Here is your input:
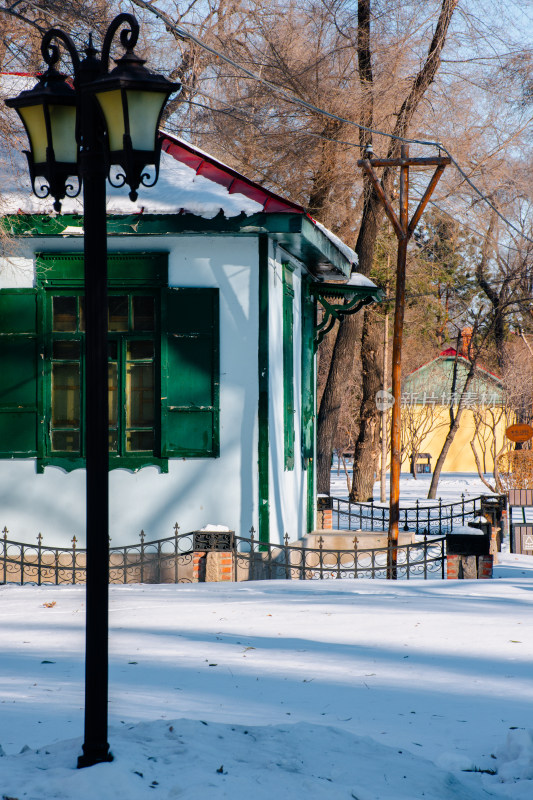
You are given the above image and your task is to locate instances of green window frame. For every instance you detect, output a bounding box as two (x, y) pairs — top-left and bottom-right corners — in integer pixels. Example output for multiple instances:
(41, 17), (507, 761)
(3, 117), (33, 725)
(0, 253), (220, 471)
(43, 288), (161, 469)
(282, 263), (295, 470)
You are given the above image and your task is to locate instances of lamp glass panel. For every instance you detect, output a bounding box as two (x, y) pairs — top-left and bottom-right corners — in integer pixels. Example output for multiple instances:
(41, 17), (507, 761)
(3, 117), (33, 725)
(95, 89), (125, 151)
(126, 90), (165, 151)
(19, 104), (48, 163)
(49, 104), (77, 163)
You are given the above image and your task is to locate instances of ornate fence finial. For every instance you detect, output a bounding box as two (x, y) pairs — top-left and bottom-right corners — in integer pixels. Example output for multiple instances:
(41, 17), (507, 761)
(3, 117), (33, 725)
(284, 532), (289, 547)
(140, 530), (145, 544)
(72, 535), (77, 549)
(37, 533), (43, 546)
(2, 526), (8, 540)
(174, 522), (179, 536)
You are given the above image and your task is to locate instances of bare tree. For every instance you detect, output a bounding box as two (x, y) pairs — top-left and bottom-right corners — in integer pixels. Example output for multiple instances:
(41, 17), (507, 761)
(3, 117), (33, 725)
(469, 403), (512, 493)
(401, 401), (447, 479)
(338, 0), (460, 500)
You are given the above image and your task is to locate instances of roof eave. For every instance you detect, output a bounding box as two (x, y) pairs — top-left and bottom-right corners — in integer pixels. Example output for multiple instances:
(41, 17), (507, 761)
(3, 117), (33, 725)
(4, 211), (355, 278)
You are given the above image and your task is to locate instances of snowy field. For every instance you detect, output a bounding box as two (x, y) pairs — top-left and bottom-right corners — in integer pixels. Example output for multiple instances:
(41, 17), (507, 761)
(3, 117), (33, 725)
(330, 467), (495, 504)
(1, 473), (533, 799)
(1, 559), (533, 799)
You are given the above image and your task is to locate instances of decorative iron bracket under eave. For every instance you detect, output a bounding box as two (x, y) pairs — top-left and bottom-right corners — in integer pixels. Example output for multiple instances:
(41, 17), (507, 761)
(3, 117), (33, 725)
(310, 282), (383, 350)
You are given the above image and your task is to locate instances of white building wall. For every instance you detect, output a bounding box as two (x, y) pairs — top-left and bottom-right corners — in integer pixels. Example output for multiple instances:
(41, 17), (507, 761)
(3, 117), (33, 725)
(0, 234), (260, 547)
(267, 245), (306, 544)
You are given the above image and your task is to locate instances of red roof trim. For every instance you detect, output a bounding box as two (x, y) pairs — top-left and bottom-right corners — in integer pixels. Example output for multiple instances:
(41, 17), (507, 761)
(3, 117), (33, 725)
(0, 70), (38, 77)
(161, 132), (305, 214)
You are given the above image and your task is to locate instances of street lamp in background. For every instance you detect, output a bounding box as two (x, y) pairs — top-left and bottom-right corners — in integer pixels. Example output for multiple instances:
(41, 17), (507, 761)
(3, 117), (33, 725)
(5, 13), (179, 768)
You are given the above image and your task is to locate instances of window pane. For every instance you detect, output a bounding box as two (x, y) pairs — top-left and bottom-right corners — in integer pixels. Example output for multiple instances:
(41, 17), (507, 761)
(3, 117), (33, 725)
(53, 340), (81, 359)
(127, 430), (154, 452)
(127, 340), (154, 360)
(132, 296), (155, 331)
(53, 296), (77, 332)
(52, 363), (80, 427)
(108, 296), (128, 331)
(126, 364), (154, 427)
(108, 430), (118, 453)
(79, 296), (85, 332)
(51, 430), (80, 452)
(108, 362), (118, 427)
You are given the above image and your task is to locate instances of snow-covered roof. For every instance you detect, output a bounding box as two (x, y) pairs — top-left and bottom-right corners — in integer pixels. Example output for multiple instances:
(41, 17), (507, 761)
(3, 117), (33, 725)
(346, 270), (378, 289)
(312, 219), (359, 271)
(0, 72), (36, 95)
(0, 76), (361, 273)
(0, 147), (265, 219)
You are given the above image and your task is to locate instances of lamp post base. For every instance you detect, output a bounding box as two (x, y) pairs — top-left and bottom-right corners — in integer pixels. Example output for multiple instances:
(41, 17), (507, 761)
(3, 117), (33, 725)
(77, 743), (113, 769)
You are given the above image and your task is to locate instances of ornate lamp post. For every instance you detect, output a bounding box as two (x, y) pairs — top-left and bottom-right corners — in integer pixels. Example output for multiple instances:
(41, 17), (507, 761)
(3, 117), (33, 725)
(5, 14), (179, 768)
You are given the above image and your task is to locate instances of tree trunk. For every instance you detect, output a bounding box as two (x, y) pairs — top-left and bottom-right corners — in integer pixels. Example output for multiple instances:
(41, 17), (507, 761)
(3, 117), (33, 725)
(380, 305), (389, 502)
(316, 312), (363, 494)
(470, 436), (496, 493)
(350, 311), (382, 500)
(348, 0), (458, 501)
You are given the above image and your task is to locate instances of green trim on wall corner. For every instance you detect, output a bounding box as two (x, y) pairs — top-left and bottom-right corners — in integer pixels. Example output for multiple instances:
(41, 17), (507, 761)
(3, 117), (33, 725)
(258, 234), (270, 544)
(301, 278), (316, 533)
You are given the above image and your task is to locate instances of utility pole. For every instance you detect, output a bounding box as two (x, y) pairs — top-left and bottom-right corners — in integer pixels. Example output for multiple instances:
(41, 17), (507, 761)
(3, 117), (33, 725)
(358, 145), (450, 578)
(380, 295), (389, 504)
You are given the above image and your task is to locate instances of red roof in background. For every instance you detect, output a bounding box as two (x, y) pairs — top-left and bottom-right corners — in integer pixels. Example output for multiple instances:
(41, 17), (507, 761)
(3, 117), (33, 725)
(405, 347), (502, 383)
(439, 347), (461, 357)
(162, 132), (306, 215)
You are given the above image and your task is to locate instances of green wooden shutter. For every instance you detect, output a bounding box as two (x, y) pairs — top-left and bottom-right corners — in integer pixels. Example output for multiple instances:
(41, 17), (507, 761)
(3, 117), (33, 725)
(301, 280), (316, 533)
(161, 288), (219, 457)
(0, 289), (40, 456)
(282, 265), (295, 470)
(301, 279), (315, 465)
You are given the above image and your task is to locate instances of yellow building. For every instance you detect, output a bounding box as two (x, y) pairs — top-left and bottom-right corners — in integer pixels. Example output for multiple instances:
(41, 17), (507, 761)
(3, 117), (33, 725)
(399, 349), (509, 474)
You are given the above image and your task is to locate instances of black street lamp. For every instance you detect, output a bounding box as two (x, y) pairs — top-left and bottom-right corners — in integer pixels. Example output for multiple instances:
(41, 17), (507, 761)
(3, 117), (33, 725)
(5, 14), (179, 768)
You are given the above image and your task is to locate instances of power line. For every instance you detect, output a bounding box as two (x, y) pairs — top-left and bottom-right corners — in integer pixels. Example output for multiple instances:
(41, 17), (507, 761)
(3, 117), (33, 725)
(148, 8), (533, 245)
(178, 82), (533, 249)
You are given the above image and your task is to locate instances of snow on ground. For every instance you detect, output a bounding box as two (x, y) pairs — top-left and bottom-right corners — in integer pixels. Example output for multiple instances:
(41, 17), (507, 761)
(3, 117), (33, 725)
(1, 473), (532, 799)
(330, 465), (494, 504)
(1, 567), (533, 799)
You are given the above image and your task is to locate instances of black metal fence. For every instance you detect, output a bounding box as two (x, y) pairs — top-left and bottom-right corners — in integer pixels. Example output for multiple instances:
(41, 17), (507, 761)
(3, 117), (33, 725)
(0, 525), (194, 586)
(235, 529), (446, 581)
(331, 494), (487, 535)
(1, 524), (445, 585)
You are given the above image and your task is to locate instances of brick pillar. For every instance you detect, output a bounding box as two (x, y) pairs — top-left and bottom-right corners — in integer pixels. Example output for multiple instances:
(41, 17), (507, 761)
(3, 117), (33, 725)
(447, 553), (493, 580)
(477, 554), (493, 579)
(192, 551), (234, 582)
(192, 552), (206, 583)
(447, 554), (459, 579)
(317, 496), (333, 530)
(192, 531), (235, 582)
